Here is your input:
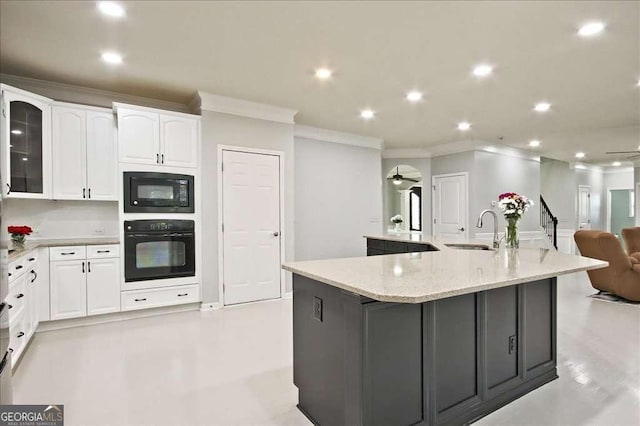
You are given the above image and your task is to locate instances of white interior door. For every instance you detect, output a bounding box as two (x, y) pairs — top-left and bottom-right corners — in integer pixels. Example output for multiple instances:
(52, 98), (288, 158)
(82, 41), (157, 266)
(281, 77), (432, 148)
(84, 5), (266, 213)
(222, 150), (281, 305)
(432, 174), (467, 240)
(578, 185), (591, 230)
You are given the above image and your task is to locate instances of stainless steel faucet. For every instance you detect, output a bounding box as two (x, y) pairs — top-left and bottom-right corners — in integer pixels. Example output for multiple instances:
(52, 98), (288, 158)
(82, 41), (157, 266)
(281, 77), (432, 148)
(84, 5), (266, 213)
(477, 209), (500, 248)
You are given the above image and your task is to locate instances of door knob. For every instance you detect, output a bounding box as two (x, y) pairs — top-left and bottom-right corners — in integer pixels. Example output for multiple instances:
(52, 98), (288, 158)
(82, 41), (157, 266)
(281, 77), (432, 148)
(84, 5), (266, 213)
(273, 232), (280, 237)
(458, 227), (465, 232)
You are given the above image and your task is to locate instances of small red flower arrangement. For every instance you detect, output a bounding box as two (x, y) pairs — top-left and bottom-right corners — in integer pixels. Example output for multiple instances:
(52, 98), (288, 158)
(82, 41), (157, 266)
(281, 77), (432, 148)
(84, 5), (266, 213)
(8, 225), (33, 247)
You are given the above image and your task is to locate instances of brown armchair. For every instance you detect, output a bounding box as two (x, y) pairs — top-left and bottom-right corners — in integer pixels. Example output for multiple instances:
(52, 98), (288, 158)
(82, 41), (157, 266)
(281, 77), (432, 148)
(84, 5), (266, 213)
(622, 227), (640, 262)
(574, 230), (640, 302)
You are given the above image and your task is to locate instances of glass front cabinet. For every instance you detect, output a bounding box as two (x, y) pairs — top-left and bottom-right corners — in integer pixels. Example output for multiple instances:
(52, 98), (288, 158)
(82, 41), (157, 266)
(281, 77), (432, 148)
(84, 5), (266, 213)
(1, 84), (52, 198)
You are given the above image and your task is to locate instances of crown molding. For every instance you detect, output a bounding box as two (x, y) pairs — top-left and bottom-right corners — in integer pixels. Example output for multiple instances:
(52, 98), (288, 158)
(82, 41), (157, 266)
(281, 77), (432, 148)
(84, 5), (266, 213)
(0, 73), (191, 113)
(572, 162), (603, 172)
(382, 148), (431, 159)
(194, 91), (297, 124)
(602, 166), (635, 174)
(295, 124), (383, 150)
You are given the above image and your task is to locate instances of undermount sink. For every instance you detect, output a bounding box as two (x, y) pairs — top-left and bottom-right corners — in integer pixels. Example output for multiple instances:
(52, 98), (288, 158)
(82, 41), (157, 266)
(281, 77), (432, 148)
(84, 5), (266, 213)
(445, 243), (493, 251)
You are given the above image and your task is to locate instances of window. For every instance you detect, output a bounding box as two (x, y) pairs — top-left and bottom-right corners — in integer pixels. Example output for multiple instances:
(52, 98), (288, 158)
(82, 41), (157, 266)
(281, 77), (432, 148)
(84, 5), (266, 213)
(409, 187), (422, 231)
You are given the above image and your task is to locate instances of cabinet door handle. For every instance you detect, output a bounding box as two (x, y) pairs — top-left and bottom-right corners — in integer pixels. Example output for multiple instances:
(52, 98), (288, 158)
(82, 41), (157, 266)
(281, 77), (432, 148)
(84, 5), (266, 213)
(6, 183), (10, 195)
(161, 154), (164, 164)
(17, 332), (24, 338)
(82, 261), (85, 273)
(15, 265), (23, 270)
(16, 293), (24, 299)
(61, 252), (75, 255)
(28, 257), (36, 262)
(97, 250), (110, 253)
(88, 261), (91, 273)
(156, 153), (160, 164)
(177, 293), (188, 297)
(8, 304), (13, 310)
(88, 188), (91, 198)
(31, 270), (37, 283)
(134, 298), (147, 302)
(83, 188), (86, 199)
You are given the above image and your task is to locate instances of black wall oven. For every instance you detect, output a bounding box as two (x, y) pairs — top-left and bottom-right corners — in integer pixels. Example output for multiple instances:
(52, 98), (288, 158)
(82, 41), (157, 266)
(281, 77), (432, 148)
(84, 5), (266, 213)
(124, 220), (195, 282)
(124, 172), (194, 213)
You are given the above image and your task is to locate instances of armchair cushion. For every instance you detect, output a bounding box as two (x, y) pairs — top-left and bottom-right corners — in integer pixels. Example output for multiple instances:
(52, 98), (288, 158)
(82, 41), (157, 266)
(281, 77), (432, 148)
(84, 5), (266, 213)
(622, 227), (640, 256)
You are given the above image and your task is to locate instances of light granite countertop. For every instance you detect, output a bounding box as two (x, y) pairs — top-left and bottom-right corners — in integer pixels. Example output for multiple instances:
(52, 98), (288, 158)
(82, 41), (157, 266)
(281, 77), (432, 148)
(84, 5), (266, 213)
(9, 237), (120, 261)
(282, 235), (608, 303)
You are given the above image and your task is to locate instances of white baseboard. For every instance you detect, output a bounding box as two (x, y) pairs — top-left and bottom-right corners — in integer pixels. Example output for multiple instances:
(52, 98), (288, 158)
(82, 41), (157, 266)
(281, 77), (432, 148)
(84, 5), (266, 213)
(199, 302), (221, 311)
(37, 303), (201, 332)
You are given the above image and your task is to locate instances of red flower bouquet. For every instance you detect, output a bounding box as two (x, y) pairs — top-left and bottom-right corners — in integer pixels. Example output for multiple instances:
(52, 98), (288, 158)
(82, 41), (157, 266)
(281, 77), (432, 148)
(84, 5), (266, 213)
(8, 225), (33, 248)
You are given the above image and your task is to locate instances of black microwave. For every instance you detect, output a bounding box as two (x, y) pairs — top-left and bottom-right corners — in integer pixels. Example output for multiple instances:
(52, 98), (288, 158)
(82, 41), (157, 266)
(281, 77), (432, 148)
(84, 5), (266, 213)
(123, 172), (194, 213)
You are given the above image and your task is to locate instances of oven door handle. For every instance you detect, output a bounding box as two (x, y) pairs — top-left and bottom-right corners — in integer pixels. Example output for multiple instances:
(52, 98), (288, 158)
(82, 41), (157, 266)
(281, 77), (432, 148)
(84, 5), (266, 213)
(161, 232), (194, 238)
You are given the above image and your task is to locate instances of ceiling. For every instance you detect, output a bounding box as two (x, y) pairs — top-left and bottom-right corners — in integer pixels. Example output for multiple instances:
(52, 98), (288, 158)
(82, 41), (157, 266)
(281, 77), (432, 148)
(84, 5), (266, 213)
(1, 1), (638, 164)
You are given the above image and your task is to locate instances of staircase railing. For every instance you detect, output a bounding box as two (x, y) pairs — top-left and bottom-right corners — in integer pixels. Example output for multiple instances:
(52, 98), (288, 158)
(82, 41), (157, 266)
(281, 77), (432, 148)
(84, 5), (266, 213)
(540, 195), (558, 249)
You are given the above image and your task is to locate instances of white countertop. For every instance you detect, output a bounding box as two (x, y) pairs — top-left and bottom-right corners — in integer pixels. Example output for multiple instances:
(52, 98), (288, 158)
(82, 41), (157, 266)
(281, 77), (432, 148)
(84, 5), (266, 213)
(282, 235), (607, 303)
(9, 237), (120, 261)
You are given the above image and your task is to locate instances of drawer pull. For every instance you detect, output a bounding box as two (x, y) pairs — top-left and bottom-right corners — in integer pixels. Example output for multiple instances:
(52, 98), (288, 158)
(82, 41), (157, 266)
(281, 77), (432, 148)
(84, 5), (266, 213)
(97, 250), (110, 253)
(61, 252), (76, 255)
(15, 265), (23, 270)
(17, 332), (24, 338)
(134, 298), (147, 302)
(28, 257), (36, 262)
(16, 293), (24, 299)
(177, 293), (189, 297)
(8, 304), (13, 310)
(8, 273), (11, 277)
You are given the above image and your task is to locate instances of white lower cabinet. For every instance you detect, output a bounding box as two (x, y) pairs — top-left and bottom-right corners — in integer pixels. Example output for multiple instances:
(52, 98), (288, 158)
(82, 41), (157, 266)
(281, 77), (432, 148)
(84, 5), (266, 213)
(87, 257), (120, 315)
(121, 284), (200, 311)
(7, 249), (40, 368)
(50, 260), (87, 320)
(49, 244), (120, 320)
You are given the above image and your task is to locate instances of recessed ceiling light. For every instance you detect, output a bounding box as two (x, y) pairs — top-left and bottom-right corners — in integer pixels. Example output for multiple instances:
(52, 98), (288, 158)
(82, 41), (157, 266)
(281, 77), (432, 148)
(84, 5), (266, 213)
(578, 21), (605, 37)
(457, 121), (471, 131)
(612, 161), (621, 167)
(10, 129), (22, 135)
(406, 91), (423, 102)
(472, 64), (493, 78)
(534, 102), (551, 112)
(101, 51), (123, 65)
(22, 157), (28, 161)
(529, 140), (541, 147)
(97, 1), (125, 17)
(360, 109), (375, 120)
(315, 68), (332, 80)
(575, 152), (585, 159)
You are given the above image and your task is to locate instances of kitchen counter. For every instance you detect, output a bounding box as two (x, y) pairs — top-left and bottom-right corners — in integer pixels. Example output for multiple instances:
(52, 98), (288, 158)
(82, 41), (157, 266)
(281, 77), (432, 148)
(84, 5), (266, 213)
(287, 234), (608, 425)
(282, 235), (606, 303)
(9, 237), (120, 261)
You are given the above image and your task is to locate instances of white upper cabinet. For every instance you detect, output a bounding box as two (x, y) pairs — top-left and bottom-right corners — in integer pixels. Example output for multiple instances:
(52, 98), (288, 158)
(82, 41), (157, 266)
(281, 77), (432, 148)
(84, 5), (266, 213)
(1, 84), (53, 199)
(52, 106), (86, 199)
(116, 103), (199, 168)
(52, 103), (117, 201)
(86, 111), (117, 200)
(160, 114), (198, 168)
(117, 107), (160, 165)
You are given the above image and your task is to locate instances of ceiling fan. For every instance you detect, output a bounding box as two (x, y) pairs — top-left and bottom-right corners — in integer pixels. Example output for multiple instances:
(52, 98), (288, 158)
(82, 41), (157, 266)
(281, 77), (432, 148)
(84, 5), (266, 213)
(388, 167), (420, 185)
(605, 150), (640, 160)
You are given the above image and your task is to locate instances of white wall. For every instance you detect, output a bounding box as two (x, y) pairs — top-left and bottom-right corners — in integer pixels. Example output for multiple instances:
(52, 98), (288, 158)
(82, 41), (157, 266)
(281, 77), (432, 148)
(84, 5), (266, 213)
(540, 157), (576, 229)
(200, 110), (295, 303)
(295, 137), (382, 261)
(5, 199), (118, 239)
(382, 158), (431, 235)
(473, 151), (540, 233)
(604, 168), (634, 189)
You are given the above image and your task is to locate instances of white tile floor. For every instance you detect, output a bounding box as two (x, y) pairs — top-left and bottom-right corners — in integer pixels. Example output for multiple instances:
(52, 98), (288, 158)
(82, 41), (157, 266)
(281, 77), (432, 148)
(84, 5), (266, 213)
(12, 272), (640, 426)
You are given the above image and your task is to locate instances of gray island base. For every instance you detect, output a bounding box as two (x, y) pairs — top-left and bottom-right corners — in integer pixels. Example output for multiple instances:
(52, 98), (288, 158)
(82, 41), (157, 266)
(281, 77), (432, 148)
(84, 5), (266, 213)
(285, 236), (607, 426)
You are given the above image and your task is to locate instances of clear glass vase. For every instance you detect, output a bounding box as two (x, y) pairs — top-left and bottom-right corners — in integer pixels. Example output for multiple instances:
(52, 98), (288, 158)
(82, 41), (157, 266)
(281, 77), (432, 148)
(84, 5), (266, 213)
(505, 218), (519, 249)
(11, 234), (26, 250)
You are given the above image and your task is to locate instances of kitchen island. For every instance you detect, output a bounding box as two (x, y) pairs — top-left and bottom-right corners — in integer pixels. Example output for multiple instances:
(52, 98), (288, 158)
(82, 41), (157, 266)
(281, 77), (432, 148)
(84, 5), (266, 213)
(282, 235), (607, 426)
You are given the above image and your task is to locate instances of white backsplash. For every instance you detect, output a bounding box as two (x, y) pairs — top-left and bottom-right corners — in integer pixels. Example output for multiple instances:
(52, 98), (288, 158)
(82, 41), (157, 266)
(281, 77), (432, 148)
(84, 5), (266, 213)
(5, 199), (118, 239)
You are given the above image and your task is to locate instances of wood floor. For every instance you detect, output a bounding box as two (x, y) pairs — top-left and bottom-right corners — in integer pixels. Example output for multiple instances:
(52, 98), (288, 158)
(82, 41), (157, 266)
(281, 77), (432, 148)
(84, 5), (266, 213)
(12, 272), (640, 425)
